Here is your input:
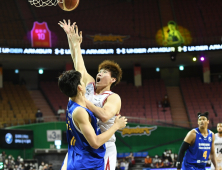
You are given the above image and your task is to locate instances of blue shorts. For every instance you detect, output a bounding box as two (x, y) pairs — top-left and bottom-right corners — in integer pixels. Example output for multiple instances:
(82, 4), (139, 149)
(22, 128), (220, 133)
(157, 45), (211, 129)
(182, 163), (205, 170)
(61, 151), (104, 170)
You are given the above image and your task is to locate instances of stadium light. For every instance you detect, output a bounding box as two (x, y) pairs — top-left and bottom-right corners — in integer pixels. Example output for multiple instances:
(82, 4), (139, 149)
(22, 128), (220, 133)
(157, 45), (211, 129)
(179, 65), (184, 71)
(200, 57), (205, 61)
(192, 57), (197, 61)
(156, 67), (160, 72)
(170, 53), (176, 61)
(39, 69), (44, 74)
(15, 69), (19, 74)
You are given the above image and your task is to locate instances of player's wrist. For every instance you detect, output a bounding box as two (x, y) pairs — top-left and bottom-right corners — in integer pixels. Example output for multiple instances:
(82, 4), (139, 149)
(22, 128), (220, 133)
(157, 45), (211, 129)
(73, 42), (81, 48)
(113, 123), (119, 131)
(73, 41), (80, 45)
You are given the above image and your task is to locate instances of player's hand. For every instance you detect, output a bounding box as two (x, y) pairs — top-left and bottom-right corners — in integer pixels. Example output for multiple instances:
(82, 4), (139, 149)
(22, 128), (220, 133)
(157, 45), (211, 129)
(114, 115), (127, 129)
(79, 31), (83, 44)
(69, 24), (82, 46)
(58, 19), (73, 34)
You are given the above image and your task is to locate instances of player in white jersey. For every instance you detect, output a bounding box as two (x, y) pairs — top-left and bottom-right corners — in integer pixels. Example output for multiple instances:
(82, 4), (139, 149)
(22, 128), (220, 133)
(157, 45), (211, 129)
(59, 20), (122, 170)
(211, 123), (222, 170)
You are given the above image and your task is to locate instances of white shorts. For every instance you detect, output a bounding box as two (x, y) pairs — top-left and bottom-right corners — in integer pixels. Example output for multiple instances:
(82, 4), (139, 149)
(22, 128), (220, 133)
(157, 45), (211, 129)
(104, 142), (117, 170)
(211, 162), (222, 170)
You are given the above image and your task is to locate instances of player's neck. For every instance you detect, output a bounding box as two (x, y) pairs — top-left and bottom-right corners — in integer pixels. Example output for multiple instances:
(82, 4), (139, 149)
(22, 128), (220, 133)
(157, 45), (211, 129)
(95, 86), (110, 94)
(198, 127), (208, 136)
(70, 95), (86, 107)
(218, 132), (222, 137)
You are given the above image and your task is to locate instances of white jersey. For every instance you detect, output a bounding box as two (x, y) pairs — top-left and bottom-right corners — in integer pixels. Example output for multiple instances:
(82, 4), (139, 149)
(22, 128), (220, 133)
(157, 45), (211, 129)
(85, 83), (116, 142)
(211, 133), (222, 169)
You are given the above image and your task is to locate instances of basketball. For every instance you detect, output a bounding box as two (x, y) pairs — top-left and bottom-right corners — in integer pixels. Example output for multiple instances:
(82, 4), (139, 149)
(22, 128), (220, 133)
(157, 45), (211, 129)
(58, 0), (80, 11)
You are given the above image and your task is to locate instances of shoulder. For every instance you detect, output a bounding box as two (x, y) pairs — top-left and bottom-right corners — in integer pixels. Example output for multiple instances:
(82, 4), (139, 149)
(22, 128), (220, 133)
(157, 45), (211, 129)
(215, 133), (219, 139)
(211, 131), (215, 140)
(209, 130), (215, 137)
(106, 93), (121, 105)
(187, 129), (197, 138)
(190, 129), (197, 134)
(86, 82), (95, 88)
(107, 93), (121, 101)
(72, 107), (89, 123)
(209, 130), (214, 134)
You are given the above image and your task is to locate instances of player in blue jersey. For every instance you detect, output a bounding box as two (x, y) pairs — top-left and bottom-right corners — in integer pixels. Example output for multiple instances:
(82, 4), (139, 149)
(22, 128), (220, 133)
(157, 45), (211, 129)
(176, 112), (217, 170)
(58, 70), (127, 170)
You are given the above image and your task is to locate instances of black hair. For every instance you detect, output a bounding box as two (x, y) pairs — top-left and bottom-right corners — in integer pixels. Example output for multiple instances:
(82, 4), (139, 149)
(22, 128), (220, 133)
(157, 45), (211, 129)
(168, 21), (177, 26)
(98, 60), (122, 89)
(58, 70), (81, 97)
(197, 112), (209, 120)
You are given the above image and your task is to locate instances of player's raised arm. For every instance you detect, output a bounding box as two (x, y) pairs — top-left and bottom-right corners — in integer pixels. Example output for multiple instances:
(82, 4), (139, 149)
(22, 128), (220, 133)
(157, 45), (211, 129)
(58, 20), (94, 85)
(176, 130), (196, 170)
(210, 133), (218, 169)
(58, 20), (77, 64)
(73, 107), (127, 149)
(85, 93), (121, 122)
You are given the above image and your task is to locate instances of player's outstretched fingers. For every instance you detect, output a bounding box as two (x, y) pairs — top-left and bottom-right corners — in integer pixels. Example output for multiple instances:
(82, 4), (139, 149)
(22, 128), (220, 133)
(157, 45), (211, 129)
(72, 22), (76, 27)
(68, 19), (71, 26)
(58, 21), (64, 27)
(76, 25), (78, 35)
(70, 24), (75, 33)
(79, 31), (83, 43)
(63, 19), (67, 25)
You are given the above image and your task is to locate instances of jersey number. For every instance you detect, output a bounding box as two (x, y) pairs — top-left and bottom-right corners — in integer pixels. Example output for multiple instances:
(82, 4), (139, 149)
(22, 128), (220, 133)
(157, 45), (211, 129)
(70, 136), (76, 146)
(217, 148), (222, 154)
(203, 151), (207, 159)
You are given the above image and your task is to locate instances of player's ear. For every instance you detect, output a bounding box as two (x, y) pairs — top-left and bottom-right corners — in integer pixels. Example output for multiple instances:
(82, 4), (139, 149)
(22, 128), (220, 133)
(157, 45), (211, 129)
(111, 77), (116, 83)
(77, 84), (83, 92)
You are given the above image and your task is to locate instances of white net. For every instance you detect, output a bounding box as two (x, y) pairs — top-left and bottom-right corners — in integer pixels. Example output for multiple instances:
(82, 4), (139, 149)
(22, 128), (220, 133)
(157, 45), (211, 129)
(28, 0), (63, 7)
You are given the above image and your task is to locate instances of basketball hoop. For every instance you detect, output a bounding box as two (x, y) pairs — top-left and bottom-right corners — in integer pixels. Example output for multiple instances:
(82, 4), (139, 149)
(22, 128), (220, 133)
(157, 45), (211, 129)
(28, 0), (63, 7)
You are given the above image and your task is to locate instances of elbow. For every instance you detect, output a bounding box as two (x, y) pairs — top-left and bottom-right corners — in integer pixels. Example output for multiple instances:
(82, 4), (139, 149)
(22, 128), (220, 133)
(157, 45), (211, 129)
(89, 138), (100, 149)
(100, 117), (109, 123)
(91, 143), (100, 149)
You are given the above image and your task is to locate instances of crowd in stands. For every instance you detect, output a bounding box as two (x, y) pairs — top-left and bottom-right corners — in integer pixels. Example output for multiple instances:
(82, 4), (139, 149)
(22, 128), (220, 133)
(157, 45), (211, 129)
(116, 149), (212, 170)
(142, 150), (178, 168)
(0, 151), (53, 170)
(35, 109), (43, 123)
(57, 106), (65, 121)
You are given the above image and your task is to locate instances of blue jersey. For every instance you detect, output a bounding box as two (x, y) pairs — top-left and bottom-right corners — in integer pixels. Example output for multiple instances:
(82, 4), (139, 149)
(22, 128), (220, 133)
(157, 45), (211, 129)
(65, 100), (106, 170)
(182, 128), (213, 170)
